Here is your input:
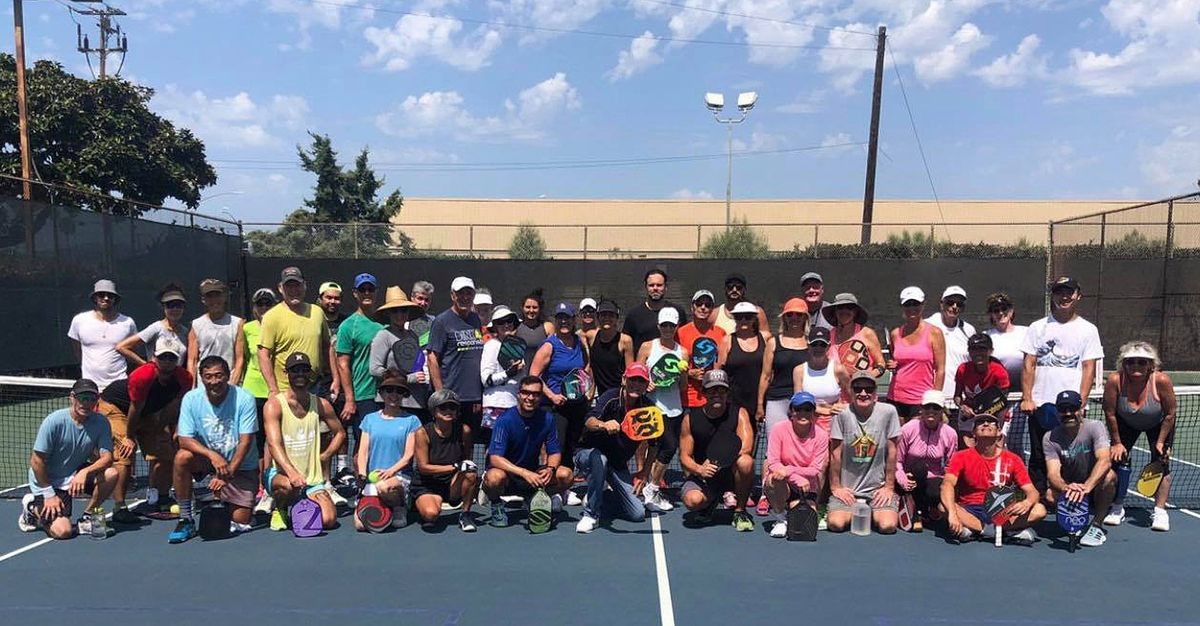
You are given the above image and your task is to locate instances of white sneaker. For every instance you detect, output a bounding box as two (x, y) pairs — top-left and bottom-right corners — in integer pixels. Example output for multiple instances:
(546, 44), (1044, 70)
(476, 487), (489, 507)
(566, 490), (584, 506)
(1080, 525), (1107, 547)
(1007, 528), (1037, 546)
(576, 514), (598, 534)
(955, 526), (977, 542)
(643, 485), (674, 512)
(769, 519), (788, 538)
(551, 494), (563, 513)
(1103, 505), (1126, 526)
(1152, 507), (1170, 532)
(253, 494), (274, 515)
(327, 483), (348, 508)
(17, 493), (37, 532)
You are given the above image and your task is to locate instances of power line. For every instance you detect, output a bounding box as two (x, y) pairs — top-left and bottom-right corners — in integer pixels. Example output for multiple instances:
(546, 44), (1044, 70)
(635, 0), (879, 37)
(308, 0), (877, 52)
(887, 47), (949, 240)
(209, 142), (867, 173)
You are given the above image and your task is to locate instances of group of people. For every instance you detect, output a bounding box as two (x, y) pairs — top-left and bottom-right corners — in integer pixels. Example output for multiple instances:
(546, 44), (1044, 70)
(21, 268), (1177, 548)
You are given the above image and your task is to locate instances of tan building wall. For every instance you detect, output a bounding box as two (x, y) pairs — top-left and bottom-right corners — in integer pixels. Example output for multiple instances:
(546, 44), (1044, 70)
(392, 198), (1139, 257)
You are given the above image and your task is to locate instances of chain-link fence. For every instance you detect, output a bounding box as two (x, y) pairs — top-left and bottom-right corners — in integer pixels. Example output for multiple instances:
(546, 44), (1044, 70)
(1, 180), (244, 374)
(1050, 192), (1200, 369)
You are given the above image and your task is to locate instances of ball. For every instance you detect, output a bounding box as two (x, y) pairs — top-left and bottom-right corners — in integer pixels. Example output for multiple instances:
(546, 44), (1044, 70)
(368, 470), (381, 483)
(169, 504), (180, 515)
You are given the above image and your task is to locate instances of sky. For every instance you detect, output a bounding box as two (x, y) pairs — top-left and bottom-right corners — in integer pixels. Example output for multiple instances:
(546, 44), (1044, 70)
(3, 0), (1198, 223)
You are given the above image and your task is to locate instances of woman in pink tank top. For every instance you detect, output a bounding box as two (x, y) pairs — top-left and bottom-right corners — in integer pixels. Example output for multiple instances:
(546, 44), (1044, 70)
(885, 287), (945, 421)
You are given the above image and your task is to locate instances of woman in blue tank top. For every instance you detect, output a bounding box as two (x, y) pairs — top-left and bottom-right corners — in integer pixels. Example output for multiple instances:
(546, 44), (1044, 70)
(531, 302), (590, 473)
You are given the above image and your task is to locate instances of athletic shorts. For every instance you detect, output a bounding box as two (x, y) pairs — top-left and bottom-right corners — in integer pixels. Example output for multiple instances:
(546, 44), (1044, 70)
(98, 399), (176, 467)
(681, 468), (736, 503)
(202, 470), (258, 508)
(411, 474), (459, 504)
(962, 504), (991, 527)
(763, 471), (821, 496)
(264, 467), (327, 497)
(827, 493), (899, 513)
(1116, 419), (1174, 471)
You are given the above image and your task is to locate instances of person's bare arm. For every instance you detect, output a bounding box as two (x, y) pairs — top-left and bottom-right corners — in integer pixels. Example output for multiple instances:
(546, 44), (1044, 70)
(1082, 446), (1111, 494)
(1020, 353), (1037, 412)
(355, 431), (371, 476)
(1102, 373), (1124, 461)
(230, 319), (246, 385)
(1080, 358), (1098, 403)
(715, 335), (731, 370)
(678, 415), (702, 476)
(317, 398), (345, 463)
(427, 351), (444, 391)
(116, 334), (148, 367)
(337, 354), (356, 421)
(187, 328), (199, 376)
(530, 342), (556, 401)
(929, 326), (946, 392)
(755, 338), (772, 420)
(861, 327), (886, 377)
(621, 334), (635, 366)
(1157, 372), (1177, 455)
(259, 346), (279, 395)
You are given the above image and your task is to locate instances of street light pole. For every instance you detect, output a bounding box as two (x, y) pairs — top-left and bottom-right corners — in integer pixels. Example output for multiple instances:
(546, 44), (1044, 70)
(725, 122), (733, 228)
(705, 91), (757, 230)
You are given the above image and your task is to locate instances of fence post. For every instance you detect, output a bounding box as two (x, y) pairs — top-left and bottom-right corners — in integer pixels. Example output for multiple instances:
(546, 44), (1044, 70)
(469, 225), (475, 256)
(1046, 222), (1054, 314)
(813, 225), (819, 258)
(353, 222), (359, 259)
(582, 226), (588, 260)
(1096, 213), (1106, 337)
(696, 225), (702, 257)
(928, 224), (935, 258)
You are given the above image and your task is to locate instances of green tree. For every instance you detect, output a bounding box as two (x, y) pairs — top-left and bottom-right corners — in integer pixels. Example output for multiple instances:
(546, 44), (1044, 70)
(508, 223), (547, 259)
(0, 55), (216, 214)
(246, 133), (412, 258)
(698, 219), (771, 259)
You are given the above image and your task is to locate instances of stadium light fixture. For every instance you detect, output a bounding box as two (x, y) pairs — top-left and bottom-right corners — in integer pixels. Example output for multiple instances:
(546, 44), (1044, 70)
(703, 90), (760, 229)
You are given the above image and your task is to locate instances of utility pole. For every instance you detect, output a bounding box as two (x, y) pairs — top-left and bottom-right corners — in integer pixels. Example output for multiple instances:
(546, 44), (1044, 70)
(12, 0), (33, 201)
(860, 25), (886, 245)
(76, 4), (128, 79)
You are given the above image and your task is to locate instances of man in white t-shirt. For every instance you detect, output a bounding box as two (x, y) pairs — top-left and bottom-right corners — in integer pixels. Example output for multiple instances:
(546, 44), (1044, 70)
(68, 279), (138, 392)
(925, 286), (975, 402)
(1019, 276), (1103, 493)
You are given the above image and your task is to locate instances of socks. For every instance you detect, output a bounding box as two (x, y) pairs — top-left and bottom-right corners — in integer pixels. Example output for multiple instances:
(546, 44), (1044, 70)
(334, 455), (348, 474)
(179, 498), (193, 520)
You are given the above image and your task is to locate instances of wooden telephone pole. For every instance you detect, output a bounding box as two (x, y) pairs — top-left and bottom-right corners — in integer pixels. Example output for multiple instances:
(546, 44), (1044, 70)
(76, 4), (128, 79)
(860, 25), (886, 245)
(12, 0), (33, 200)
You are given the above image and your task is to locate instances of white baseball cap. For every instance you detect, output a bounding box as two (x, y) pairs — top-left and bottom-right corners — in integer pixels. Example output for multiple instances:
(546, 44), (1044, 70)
(451, 276), (475, 292)
(920, 389), (946, 408)
(942, 285), (967, 300)
(657, 307), (680, 325)
(731, 301), (758, 316)
(900, 286), (925, 304)
(473, 292), (493, 306)
(579, 298), (597, 311)
(154, 337), (184, 358)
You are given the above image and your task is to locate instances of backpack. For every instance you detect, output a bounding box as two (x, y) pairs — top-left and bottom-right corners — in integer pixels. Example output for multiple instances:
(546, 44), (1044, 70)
(786, 504), (818, 542)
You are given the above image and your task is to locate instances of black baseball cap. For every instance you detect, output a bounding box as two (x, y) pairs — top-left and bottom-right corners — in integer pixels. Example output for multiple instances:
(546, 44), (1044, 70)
(1055, 390), (1083, 411)
(596, 300), (620, 315)
(725, 272), (747, 287)
(807, 326), (831, 345)
(1050, 276), (1080, 293)
(284, 352), (312, 370)
(71, 379), (99, 395)
(280, 266), (304, 284)
(967, 333), (993, 350)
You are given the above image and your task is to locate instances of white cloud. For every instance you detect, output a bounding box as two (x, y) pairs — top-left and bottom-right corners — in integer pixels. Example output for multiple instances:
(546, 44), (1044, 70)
(1063, 0), (1200, 95)
(975, 34), (1048, 87)
(375, 73), (581, 142)
(776, 90), (826, 114)
(491, 0), (608, 44)
(1140, 125), (1200, 192)
(671, 188), (714, 199)
(267, 0), (349, 50)
(362, 13), (503, 71)
(607, 31), (664, 81)
(732, 130), (788, 153)
(1035, 140), (1099, 176)
(819, 132), (858, 156)
(913, 22), (991, 82)
(153, 86), (309, 149)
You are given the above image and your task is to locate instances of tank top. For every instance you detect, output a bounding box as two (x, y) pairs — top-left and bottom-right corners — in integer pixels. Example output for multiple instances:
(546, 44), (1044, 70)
(1116, 373), (1164, 431)
(273, 392), (323, 486)
(713, 305), (736, 335)
(242, 320), (268, 398)
(421, 421), (464, 469)
(515, 320), (549, 371)
(766, 339), (808, 400)
(725, 332), (764, 415)
(801, 362), (841, 405)
(192, 313), (242, 372)
(590, 331), (624, 394)
(543, 334), (586, 397)
(834, 324), (877, 373)
(648, 340), (685, 417)
(687, 404), (737, 464)
(889, 324), (935, 404)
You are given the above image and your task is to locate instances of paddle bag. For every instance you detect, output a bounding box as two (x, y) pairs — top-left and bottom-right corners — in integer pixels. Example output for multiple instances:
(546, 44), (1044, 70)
(198, 501), (232, 541)
(291, 496), (323, 538)
(786, 504), (818, 542)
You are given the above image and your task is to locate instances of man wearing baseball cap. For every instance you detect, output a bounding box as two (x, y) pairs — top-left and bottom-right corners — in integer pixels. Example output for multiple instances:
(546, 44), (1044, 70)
(713, 273), (769, 336)
(925, 285), (975, 402)
(97, 337), (193, 522)
(574, 362), (654, 533)
(679, 370), (756, 531)
(189, 278), (245, 387)
(827, 371), (901, 534)
(427, 277), (486, 437)
(799, 272), (833, 331)
(1044, 390), (1115, 547)
(763, 391), (829, 538)
(314, 280), (347, 407)
(1019, 276), (1103, 493)
(258, 267), (331, 397)
(334, 273), (385, 492)
(68, 279), (138, 393)
(20, 379), (118, 539)
(678, 289), (727, 411)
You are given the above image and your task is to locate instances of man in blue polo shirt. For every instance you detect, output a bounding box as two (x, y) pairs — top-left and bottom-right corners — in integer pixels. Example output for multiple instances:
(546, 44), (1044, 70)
(482, 376), (573, 527)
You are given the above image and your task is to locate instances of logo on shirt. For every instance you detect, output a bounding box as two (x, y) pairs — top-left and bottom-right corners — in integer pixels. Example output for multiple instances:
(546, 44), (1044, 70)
(451, 329), (484, 352)
(850, 432), (877, 464)
(1035, 339), (1079, 369)
(200, 413), (235, 458)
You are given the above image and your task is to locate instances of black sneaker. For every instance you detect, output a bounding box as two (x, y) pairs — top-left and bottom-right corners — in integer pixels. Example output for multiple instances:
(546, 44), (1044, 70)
(111, 507), (141, 525)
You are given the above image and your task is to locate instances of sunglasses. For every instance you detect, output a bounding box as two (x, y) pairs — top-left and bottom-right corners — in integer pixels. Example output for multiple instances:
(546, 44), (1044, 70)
(790, 405), (816, 413)
(734, 314), (756, 321)
(379, 386), (408, 395)
(357, 286), (376, 293)
(156, 353), (179, 362)
(286, 367), (313, 375)
(517, 389), (542, 398)
(164, 301), (185, 310)
(942, 299), (966, 309)
(94, 293), (117, 300)
(726, 284), (745, 291)
(74, 392), (98, 404)
(659, 322), (677, 328)
(254, 300), (274, 307)
(987, 306), (1011, 314)
(851, 385), (876, 394)
(1125, 358), (1151, 366)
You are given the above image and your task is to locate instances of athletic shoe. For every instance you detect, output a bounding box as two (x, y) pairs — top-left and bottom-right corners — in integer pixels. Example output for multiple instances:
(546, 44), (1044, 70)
(912, 518), (924, 533)
(732, 510), (754, 532)
(576, 514), (598, 534)
(327, 482), (348, 508)
(253, 494), (274, 516)
(817, 505), (828, 531)
(459, 512), (477, 533)
(954, 526), (977, 543)
(1005, 528), (1037, 546)
(17, 493), (38, 532)
(167, 518), (197, 544)
(230, 521), (252, 534)
(551, 494), (563, 513)
(566, 490), (583, 506)
(721, 491), (737, 509)
(1080, 525), (1107, 547)
(1103, 505), (1126, 526)
(490, 502), (509, 528)
(76, 512), (96, 536)
(769, 518), (788, 539)
(1152, 507), (1170, 532)
(269, 509), (287, 532)
(755, 496), (771, 517)
(391, 505), (408, 529)
(111, 506), (140, 525)
(643, 484), (674, 513)
(476, 487), (489, 508)
(333, 467), (357, 489)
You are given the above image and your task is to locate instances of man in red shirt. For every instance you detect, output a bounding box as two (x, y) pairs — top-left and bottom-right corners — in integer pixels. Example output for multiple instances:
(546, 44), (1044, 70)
(96, 337), (193, 521)
(954, 333), (1011, 445)
(941, 412), (1045, 544)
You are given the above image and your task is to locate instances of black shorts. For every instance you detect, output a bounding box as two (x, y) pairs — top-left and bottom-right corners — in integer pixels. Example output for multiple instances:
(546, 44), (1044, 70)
(255, 397), (269, 455)
(29, 489), (75, 522)
(1116, 419), (1174, 473)
(681, 468), (736, 503)
(411, 474), (459, 504)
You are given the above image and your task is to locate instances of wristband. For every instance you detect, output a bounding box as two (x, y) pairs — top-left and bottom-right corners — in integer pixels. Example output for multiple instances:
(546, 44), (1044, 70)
(459, 460), (478, 473)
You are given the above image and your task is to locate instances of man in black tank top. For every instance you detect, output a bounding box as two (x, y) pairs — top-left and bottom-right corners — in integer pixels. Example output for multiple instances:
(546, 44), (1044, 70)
(679, 371), (755, 530)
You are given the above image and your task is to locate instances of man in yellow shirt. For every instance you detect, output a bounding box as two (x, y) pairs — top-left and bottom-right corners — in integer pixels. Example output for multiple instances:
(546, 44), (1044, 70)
(258, 267), (330, 395)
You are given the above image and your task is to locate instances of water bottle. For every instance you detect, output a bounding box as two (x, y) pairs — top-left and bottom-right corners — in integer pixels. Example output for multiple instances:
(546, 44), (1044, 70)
(851, 499), (871, 536)
(89, 506), (107, 540)
(146, 487), (159, 506)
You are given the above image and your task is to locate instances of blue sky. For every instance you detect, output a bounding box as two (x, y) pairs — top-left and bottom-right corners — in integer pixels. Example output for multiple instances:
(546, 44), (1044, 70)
(4, 0), (1198, 222)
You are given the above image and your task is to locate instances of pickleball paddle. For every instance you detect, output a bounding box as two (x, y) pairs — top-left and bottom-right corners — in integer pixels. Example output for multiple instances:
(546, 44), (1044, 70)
(1135, 452), (1169, 497)
(498, 336), (527, 370)
(706, 428), (742, 470)
(290, 496), (323, 538)
(691, 337), (718, 370)
(620, 406), (666, 441)
(650, 352), (685, 388)
(1056, 492), (1090, 553)
(528, 488), (552, 534)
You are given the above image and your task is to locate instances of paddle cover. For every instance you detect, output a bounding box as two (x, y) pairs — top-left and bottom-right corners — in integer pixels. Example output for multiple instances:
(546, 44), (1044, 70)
(528, 488), (552, 534)
(291, 497), (323, 538)
(971, 386), (1007, 417)
(1055, 493), (1090, 534)
(390, 333), (421, 374)
(691, 337), (719, 370)
(621, 406), (666, 441)
(706, 429), (742, 469)
(897, 493), (916, 532)
(786, 504), (818, 542)
(198, 502), (232, 540)
(563, 369), (593, 403)
(1136, 461), (1166, 497)
(498, 336), (527, 370)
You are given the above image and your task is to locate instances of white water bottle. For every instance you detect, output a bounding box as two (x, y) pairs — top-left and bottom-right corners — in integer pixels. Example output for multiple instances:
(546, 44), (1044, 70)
(851, 499), (871, 536)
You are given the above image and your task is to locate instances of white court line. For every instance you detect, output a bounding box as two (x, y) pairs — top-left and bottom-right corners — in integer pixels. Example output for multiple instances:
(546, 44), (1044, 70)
(1132, 445), (1200, 470)
(650, 514), (676, 626)
(0, 498), (145, 565)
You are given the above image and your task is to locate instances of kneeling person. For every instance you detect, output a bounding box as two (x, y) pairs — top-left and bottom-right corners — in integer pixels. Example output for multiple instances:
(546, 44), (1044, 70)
(169, 356), (259, 543)
(679, 370), (755, 532)
(574, 363), (653, 533)
(1045, 390), (1115, 548)
(355, 370), (422, 530)
(412, 388), (479, 532)
(828, 372), (901, 534)
(20, 379), (118, 539)
(764, 392), (829, 538)
(942, 412), (1046, 543)
(264, 352), (345, 531)
(483, 376), (573, 527)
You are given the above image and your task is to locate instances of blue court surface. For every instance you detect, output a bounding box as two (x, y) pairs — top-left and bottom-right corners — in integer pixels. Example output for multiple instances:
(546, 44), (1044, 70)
(1, 497), (1199, 626)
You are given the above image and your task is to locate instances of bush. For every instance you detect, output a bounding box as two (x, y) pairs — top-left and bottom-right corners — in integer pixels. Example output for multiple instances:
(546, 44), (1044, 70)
(508, 223), (548, 259)
(698, 219), (772, 259)
(782, 230), (1047, 259)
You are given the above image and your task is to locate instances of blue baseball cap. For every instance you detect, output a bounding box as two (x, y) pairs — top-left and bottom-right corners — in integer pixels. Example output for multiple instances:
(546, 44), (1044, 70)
(554, 302), (576, 317)
(354, 273), (378, 289)
(789, 391), (817, 409)
(1055, 390), (1083, 411)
